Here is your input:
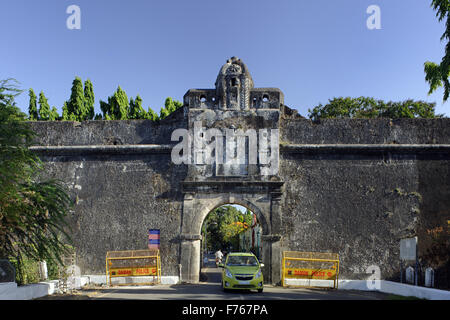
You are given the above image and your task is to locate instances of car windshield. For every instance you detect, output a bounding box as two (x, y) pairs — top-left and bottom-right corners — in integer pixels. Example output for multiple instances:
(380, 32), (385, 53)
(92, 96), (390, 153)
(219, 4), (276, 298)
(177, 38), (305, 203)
(226, 255), (258, 266)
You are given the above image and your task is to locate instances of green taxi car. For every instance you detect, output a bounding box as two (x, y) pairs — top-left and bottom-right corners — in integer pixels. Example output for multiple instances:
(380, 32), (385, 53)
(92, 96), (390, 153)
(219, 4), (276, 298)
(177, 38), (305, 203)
(218, 252), (264, 293)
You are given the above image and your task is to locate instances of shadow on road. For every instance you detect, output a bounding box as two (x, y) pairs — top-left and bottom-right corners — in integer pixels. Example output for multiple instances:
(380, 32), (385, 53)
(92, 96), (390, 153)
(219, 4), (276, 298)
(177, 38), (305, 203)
(46, 283), (392, 301)
(200, 253), (222, 284)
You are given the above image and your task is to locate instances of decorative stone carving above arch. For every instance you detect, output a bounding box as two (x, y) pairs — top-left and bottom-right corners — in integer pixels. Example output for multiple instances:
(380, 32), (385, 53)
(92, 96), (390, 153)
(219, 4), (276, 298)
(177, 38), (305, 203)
(183, 56), (283, 111)
(215, 56), (254, 110)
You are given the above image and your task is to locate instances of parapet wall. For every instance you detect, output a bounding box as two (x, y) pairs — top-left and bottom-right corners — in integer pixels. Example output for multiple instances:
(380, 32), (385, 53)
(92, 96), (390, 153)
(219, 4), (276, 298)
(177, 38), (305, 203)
(31, 116), (450, 146)
(29, 109), (187, 146)
(281, 118), (450, 144)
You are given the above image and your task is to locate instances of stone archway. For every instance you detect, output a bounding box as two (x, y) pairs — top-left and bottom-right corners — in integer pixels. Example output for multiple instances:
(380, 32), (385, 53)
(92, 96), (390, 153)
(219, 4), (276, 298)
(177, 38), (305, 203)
(178, 57), (284, 285)
(179, 190), (282, 284)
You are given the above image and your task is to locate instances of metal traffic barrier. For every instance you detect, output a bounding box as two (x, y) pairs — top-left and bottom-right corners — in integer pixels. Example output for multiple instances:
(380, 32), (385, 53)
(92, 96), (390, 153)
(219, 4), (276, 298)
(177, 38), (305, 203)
(105, 249), (161, 286)
(282, 251), (340, 289)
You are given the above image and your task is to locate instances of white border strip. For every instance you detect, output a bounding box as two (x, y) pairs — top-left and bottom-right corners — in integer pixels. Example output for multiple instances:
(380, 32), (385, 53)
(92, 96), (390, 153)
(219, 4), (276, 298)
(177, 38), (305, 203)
(0, 275), (180, 300)
(287, 279), (450, 300)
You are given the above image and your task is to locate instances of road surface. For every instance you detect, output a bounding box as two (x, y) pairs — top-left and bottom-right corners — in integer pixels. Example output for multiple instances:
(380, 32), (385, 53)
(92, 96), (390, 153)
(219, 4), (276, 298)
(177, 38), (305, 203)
(37, 258), (392, 300)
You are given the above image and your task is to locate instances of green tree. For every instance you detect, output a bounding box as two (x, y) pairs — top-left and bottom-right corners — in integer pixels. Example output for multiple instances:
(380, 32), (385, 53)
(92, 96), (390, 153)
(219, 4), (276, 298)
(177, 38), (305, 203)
(112, 86), (129, 120)
(63, 77), (95, 121)
(145, 107), (159, 121)
(61, 101), (69, 120)
(38, 91), (51, 121)
(67, 77), (86, 121)
(380, 100), (440, 118)
(424, 1), (450, 101)
(128, 95), (147, 119)
(160, 97), (182, 120)
(84, 79), (95, 120)
(49, 106), (60, 121)
(308, 97), (442, 121)
(98, 94), (179, 121)
(202, 205), (252, 251)
(0, 79), (72, 267)
(28, 88), (38, 121)
(99, 100), (110, 120)
(94, 113), (103, 120)
(0, 78), (23, 118)
(100, 86), (129, 120)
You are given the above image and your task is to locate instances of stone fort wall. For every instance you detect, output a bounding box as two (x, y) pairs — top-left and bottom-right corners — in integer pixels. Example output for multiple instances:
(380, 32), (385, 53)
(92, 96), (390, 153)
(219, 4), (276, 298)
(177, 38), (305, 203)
(29, 114), (450, 281)
(280, 118), (450, 280)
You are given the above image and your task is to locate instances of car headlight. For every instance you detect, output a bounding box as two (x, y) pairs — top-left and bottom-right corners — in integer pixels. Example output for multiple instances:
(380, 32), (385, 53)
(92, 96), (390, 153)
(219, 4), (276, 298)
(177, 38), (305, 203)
(225, 269), (233, 278)
(255, 269), (262, 278)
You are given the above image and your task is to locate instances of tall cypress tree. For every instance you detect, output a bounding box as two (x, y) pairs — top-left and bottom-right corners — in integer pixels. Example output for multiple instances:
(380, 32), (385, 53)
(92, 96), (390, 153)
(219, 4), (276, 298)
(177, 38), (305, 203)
(113, 86), (129, 120)
(38, 91), (50, 121)
(28, 88), (38, 120)
(67, 77), (85, 121)
(99, 86), (128, 120)
(99, 99), (112, 120)
(108, 86), (129, 120)
(129, 95), (146, 119)
(84, 79), (95, 120)
(135, 95), (146, 119)
(129, 97), (137, 119)
(62, 101), (69, 120)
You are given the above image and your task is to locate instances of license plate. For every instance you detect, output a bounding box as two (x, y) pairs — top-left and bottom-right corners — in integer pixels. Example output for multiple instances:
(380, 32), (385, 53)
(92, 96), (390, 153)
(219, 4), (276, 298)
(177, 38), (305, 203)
(239, 281), (250, 284)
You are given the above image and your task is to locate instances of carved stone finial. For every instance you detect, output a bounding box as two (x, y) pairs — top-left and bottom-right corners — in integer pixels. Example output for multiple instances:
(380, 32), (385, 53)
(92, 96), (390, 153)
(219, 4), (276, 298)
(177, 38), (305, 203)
(183, 57), (283, 111)
(215, 57), (254, 110)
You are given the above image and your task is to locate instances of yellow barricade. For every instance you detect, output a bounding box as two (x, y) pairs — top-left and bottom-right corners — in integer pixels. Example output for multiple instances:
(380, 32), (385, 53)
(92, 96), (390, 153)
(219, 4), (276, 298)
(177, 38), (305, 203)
(282, 251), (340, 289)
(105, 249), (161, 286)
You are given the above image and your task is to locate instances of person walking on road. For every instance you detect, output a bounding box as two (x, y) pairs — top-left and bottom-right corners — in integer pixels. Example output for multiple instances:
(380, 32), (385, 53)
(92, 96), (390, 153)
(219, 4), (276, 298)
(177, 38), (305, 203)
(215, 249), (223, 266)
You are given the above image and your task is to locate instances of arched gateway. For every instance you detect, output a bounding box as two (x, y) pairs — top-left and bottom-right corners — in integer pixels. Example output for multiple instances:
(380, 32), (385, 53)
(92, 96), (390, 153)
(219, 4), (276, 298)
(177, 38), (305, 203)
(178, 57), (284, 283)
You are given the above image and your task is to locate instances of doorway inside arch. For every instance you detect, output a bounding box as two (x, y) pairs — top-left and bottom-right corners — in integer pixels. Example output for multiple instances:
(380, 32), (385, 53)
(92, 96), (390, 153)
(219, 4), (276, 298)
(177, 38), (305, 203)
(199, 204), (262, 283)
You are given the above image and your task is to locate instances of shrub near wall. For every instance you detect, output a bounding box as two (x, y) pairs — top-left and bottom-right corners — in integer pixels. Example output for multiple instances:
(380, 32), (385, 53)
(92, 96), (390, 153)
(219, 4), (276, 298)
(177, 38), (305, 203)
(8, 257), (63, 286)
(9, 257), (40, 285)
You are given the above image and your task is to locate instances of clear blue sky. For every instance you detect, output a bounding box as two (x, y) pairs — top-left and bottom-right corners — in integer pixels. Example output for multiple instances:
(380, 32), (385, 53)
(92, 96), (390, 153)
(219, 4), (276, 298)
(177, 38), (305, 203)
(1, 0), (449, 117)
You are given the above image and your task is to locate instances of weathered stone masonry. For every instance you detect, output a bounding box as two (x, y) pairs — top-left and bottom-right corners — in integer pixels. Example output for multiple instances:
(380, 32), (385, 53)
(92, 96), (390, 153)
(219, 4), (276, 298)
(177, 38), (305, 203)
(30, 58), (450, 284)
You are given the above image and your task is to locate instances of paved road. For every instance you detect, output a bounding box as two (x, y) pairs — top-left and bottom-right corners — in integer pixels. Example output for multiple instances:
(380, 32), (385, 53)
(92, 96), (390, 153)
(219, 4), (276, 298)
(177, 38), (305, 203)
(75, 283), (389, 300)
(40, 267), (391, 300)
(37, 255), (391, 300)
